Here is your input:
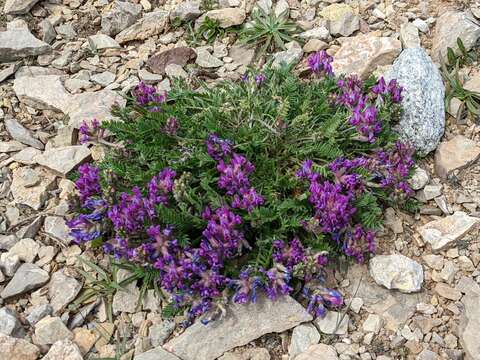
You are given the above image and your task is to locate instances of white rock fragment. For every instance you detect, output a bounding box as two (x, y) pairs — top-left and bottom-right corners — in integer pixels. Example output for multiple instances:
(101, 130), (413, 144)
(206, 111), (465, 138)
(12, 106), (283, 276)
(369, 254), (423, 293)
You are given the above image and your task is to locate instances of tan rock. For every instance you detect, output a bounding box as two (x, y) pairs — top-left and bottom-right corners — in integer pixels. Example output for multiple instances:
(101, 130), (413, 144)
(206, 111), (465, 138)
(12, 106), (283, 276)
(43, 339), (82, 360)
(435, 283), (462, 301)
(73, 328), (98, 355)
(13, 75), (72, 112)
(434, 135), (480, 179)
(332, 34), (401, 79)
(197, 8), (246, 29)
(295, 344), (339, 360)
(10, 167), (56, 210)
(418, 211), (479, 252)
(115, 10), (169, 44)
(432, 11), (480, 62)
(35, 145), (91, 176)
(0, 333), (40, 360)
(303, 39), (328, 52)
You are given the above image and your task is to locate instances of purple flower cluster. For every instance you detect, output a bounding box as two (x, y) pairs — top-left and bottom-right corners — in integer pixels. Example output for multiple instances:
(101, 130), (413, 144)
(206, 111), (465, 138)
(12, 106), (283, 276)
(108, 168), (176, 234)
(343, 225), (376, 263)
(297, 161), (356, 234)
(132, 81), (167, 110)
(76, 164), (102, 204)
(79, 118), (103, 144)
(208, 134), (264, 212)
(303, 285), (343, 317)
(372, 141), (415, 198)
(164, 117), (179, 136)
(336, 75), (403, 143)
(273, 238), (306, 270)
(372, 77), (404, 103)
(307, 50), (334, 77)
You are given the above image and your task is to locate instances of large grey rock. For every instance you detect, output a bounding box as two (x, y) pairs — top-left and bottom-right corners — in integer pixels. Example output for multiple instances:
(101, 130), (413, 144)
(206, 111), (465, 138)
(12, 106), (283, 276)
(386, 48), (445, 156)
(165, 295), (311, 360)
(35, 145), (91, 176)
(432, 11), (480, 62)
(101, 0), (143, 36)
(272, 41), (303, 68)
(3, 0), (40, 14)
(26, 304), (53, 326)
(0, 29), (51, 62)
(34, 316), (72, 345)
(0, 307), (24, 338)
(43, 339), (83, 360)
(1, 263), (49, 299)
(369, 254), (423, 293)
(48, 271), (82, 313)
(13, 75), (72, 112)
(0, 333), (40, 360)
(115, 10), (169, 44)
(319, 4), (359, 37)
(134, 347), (180, 360)
(66, 89), (125, 128)
(5, 118), (44, 150)
(418, 211), (480, 252)
(8, 238), (39, 263)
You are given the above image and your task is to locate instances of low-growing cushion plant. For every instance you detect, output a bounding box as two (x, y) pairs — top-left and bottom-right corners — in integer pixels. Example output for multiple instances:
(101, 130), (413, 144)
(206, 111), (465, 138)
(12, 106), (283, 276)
(69, 51), (416, 325)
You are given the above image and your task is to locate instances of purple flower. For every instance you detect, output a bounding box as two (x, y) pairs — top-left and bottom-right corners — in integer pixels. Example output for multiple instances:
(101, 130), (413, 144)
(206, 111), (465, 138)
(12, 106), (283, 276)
(372, 77), (404, 104)
(201, 206), (249, 261)
(273, 238), (306, 270)
(79, 118), (102, 144)
(307, 50), (334, 77)
(255, 73), (266, 86)
(343, 224), (376, 263)
(148, 168), (176, 206)
(206, 133), (233, 161)
(372, 141), (415, 198)
(76, 164), (102, 204)
(164, 117), (179, 136)
(263, 267), (292, 300)
(217, 154), (255, 196)
(303, 286), (343, 317)
(231, 269), (263, 304)
(231, 187), (264, 212)
(132, 81), (167, 109)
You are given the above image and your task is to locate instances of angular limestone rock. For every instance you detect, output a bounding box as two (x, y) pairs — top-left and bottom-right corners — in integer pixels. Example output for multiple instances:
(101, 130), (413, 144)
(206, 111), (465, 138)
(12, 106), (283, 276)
(434, 135), (480, 179)
(165, 295), (311, 360)
(418, 211), (480, 252)
(369, 254), (423, 293)
(333, 34), (401, 79)
(35, 145), (91, 176)
(0, 29), (51, 62)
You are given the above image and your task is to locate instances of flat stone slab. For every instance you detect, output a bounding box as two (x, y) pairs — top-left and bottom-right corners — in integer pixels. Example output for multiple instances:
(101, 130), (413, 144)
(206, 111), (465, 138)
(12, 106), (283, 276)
(0, 29), (51, 62)
(13, 75), (72, 112)
(165, 295), (311, 360)
(35, 145), (91, 176)
(1, 263), (50, 299)
(3, 0), (40, 14)
(418, 211), (480, 252)
(65, 89), (126, 128)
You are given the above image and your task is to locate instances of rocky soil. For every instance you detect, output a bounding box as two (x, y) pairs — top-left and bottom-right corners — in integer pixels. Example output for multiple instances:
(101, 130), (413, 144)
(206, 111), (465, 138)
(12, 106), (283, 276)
(1, 0), (480, 359)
